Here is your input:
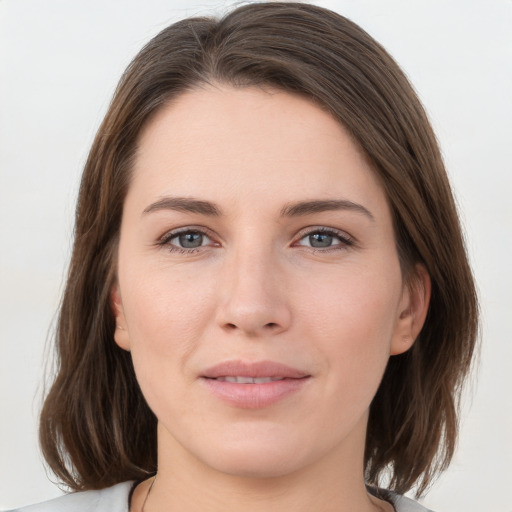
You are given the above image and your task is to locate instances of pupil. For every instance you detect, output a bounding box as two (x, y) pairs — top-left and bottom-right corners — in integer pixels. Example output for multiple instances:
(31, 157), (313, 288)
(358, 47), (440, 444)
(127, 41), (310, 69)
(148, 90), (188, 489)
(309, 233), (332, 248)
(179, 232), (202, 248)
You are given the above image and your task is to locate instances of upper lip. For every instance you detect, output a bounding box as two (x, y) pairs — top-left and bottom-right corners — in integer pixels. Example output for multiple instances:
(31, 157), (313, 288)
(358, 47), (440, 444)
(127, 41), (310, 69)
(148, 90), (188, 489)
(201, 360), (309, 379)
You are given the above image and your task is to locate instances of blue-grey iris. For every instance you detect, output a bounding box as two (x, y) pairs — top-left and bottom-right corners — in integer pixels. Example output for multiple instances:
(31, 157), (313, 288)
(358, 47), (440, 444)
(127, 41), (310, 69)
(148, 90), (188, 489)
(309, 233), (333, 248)
(179, 232), (203, 248)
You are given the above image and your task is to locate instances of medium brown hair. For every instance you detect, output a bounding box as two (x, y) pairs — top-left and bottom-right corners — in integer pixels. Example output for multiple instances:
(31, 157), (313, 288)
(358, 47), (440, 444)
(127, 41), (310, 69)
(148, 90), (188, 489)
(40, 2), (478, 497)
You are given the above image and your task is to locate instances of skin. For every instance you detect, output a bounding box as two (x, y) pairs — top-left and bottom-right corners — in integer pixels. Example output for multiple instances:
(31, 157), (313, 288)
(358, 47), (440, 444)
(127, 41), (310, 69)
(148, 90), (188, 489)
(113, 84), (430, 512)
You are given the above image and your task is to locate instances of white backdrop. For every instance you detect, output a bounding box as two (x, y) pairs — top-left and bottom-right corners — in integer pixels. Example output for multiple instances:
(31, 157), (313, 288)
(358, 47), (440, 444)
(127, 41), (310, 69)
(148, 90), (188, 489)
(1, 1), (511, 510)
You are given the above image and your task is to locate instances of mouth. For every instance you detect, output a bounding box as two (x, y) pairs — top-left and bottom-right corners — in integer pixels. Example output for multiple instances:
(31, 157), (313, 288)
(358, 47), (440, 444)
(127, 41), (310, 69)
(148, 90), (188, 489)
(200, 360), (311, 409)
(201, 359), (309, 380)
(210, 376), (288, 384)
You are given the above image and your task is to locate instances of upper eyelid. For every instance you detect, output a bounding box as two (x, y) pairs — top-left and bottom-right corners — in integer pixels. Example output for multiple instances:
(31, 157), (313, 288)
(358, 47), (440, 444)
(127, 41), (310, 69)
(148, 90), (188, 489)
(294, 226), (354, 240)
(158, 225), (216, 243)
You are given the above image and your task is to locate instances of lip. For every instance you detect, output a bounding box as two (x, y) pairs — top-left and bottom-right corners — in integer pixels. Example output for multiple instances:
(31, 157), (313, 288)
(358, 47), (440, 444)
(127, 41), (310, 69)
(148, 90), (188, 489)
(200, 360), (311, 409)
(202, 360), (309, 379)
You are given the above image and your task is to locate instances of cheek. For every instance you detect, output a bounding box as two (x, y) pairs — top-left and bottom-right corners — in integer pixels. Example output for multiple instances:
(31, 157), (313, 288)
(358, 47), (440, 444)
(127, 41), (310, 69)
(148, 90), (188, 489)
(298, 266), (401, 397)
(299, 264), (401, 344)
(122, 261), (216, 342)
(119, 264), (218, 400)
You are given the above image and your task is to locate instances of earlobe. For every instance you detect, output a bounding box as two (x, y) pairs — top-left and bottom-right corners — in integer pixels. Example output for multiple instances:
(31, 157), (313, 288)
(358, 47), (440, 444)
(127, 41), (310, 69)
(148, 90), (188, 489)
(111, 283), (131, 351)
(390, 264), (431, 355)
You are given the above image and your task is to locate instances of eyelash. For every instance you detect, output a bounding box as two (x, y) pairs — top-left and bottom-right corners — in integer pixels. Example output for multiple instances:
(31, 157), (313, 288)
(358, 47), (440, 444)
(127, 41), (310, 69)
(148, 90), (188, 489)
(294, 227), (355, 252)
(156, 227), (217, 254)
(156, 226), (355, 255)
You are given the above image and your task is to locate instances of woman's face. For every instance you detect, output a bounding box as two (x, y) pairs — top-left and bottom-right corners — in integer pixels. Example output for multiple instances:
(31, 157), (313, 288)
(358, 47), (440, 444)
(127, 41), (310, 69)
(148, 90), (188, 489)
(113, 85), (428, 479)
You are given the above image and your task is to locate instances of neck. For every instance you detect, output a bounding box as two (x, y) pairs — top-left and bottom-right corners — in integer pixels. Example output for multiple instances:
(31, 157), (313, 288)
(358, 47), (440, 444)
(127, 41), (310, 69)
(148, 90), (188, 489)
(134, 420), (392, 512)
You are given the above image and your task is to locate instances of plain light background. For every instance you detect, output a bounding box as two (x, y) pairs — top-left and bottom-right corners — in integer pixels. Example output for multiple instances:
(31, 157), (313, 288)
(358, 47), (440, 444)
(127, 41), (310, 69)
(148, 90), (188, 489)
(1, 0), (511, 510)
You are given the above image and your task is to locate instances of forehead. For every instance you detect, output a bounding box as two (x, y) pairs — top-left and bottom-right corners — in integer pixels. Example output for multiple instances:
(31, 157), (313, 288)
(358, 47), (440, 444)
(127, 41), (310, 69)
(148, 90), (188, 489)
(129, 84), (388, 216)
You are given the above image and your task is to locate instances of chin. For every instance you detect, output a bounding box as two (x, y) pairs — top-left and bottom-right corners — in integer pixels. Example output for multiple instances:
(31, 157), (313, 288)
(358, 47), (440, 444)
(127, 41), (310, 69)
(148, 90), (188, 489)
(205, 447), (305, 479)
(191, 425), (319, 479)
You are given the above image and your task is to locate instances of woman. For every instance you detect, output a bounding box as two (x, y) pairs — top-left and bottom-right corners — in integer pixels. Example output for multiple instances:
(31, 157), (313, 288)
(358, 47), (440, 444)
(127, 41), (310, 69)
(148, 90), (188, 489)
(9, 2), (478, 511)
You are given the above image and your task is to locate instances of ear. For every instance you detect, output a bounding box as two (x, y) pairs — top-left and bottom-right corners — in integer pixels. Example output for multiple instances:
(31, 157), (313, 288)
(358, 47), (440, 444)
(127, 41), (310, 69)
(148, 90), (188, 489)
(390, 263), (431, 356)
(111, 283), (131, 351)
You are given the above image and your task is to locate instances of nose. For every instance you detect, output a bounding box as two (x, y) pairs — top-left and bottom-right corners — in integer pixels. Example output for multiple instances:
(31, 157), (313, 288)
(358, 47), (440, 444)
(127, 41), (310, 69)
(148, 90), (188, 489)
(215, 246), (292, 337)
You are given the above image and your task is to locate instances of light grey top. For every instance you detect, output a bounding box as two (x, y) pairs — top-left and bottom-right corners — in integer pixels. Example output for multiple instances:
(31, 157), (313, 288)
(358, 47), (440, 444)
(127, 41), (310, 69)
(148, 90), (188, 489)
(5, 481), (435, 512)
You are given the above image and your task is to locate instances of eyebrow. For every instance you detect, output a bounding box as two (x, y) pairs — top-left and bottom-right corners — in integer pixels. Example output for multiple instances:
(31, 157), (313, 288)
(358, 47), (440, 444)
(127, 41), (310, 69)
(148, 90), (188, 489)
(142, 196), (374, 221)
(142, 197), (222, 216)
(280, 199), (374, 221)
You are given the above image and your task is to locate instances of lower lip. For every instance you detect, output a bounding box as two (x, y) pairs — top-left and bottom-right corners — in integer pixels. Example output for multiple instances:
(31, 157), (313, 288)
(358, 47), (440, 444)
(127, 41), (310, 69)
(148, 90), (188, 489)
(201, 377), (310, 409)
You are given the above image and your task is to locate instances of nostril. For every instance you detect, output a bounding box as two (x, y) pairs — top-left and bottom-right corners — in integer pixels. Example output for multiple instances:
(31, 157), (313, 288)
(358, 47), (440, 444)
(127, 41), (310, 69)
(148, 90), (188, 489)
(223, 322), (279, 331)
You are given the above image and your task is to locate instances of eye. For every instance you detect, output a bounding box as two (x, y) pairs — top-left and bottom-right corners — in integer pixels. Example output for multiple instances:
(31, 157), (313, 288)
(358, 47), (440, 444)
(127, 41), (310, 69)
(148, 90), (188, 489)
(158, 228), (216, 253)
(172, 231), (207, 249)
(295, 228), (354, 250)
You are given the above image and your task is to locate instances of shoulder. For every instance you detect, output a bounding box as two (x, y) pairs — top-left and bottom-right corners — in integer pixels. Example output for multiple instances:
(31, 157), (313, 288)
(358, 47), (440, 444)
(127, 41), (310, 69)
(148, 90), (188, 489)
(388, 491), (436, 512)
(4, 481), (135, 512)
(368, 487), (436, 512)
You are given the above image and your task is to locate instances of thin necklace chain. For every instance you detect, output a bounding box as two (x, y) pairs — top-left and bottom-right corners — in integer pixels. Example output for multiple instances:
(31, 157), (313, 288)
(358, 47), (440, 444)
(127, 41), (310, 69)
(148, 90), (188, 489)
(139, 474), (391, 512)
(140, 475), (156, 512)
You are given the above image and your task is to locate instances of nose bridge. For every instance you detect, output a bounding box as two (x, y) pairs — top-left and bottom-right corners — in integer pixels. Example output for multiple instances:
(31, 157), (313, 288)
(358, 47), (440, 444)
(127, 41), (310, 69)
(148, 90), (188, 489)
(217, 238), (290, 336)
